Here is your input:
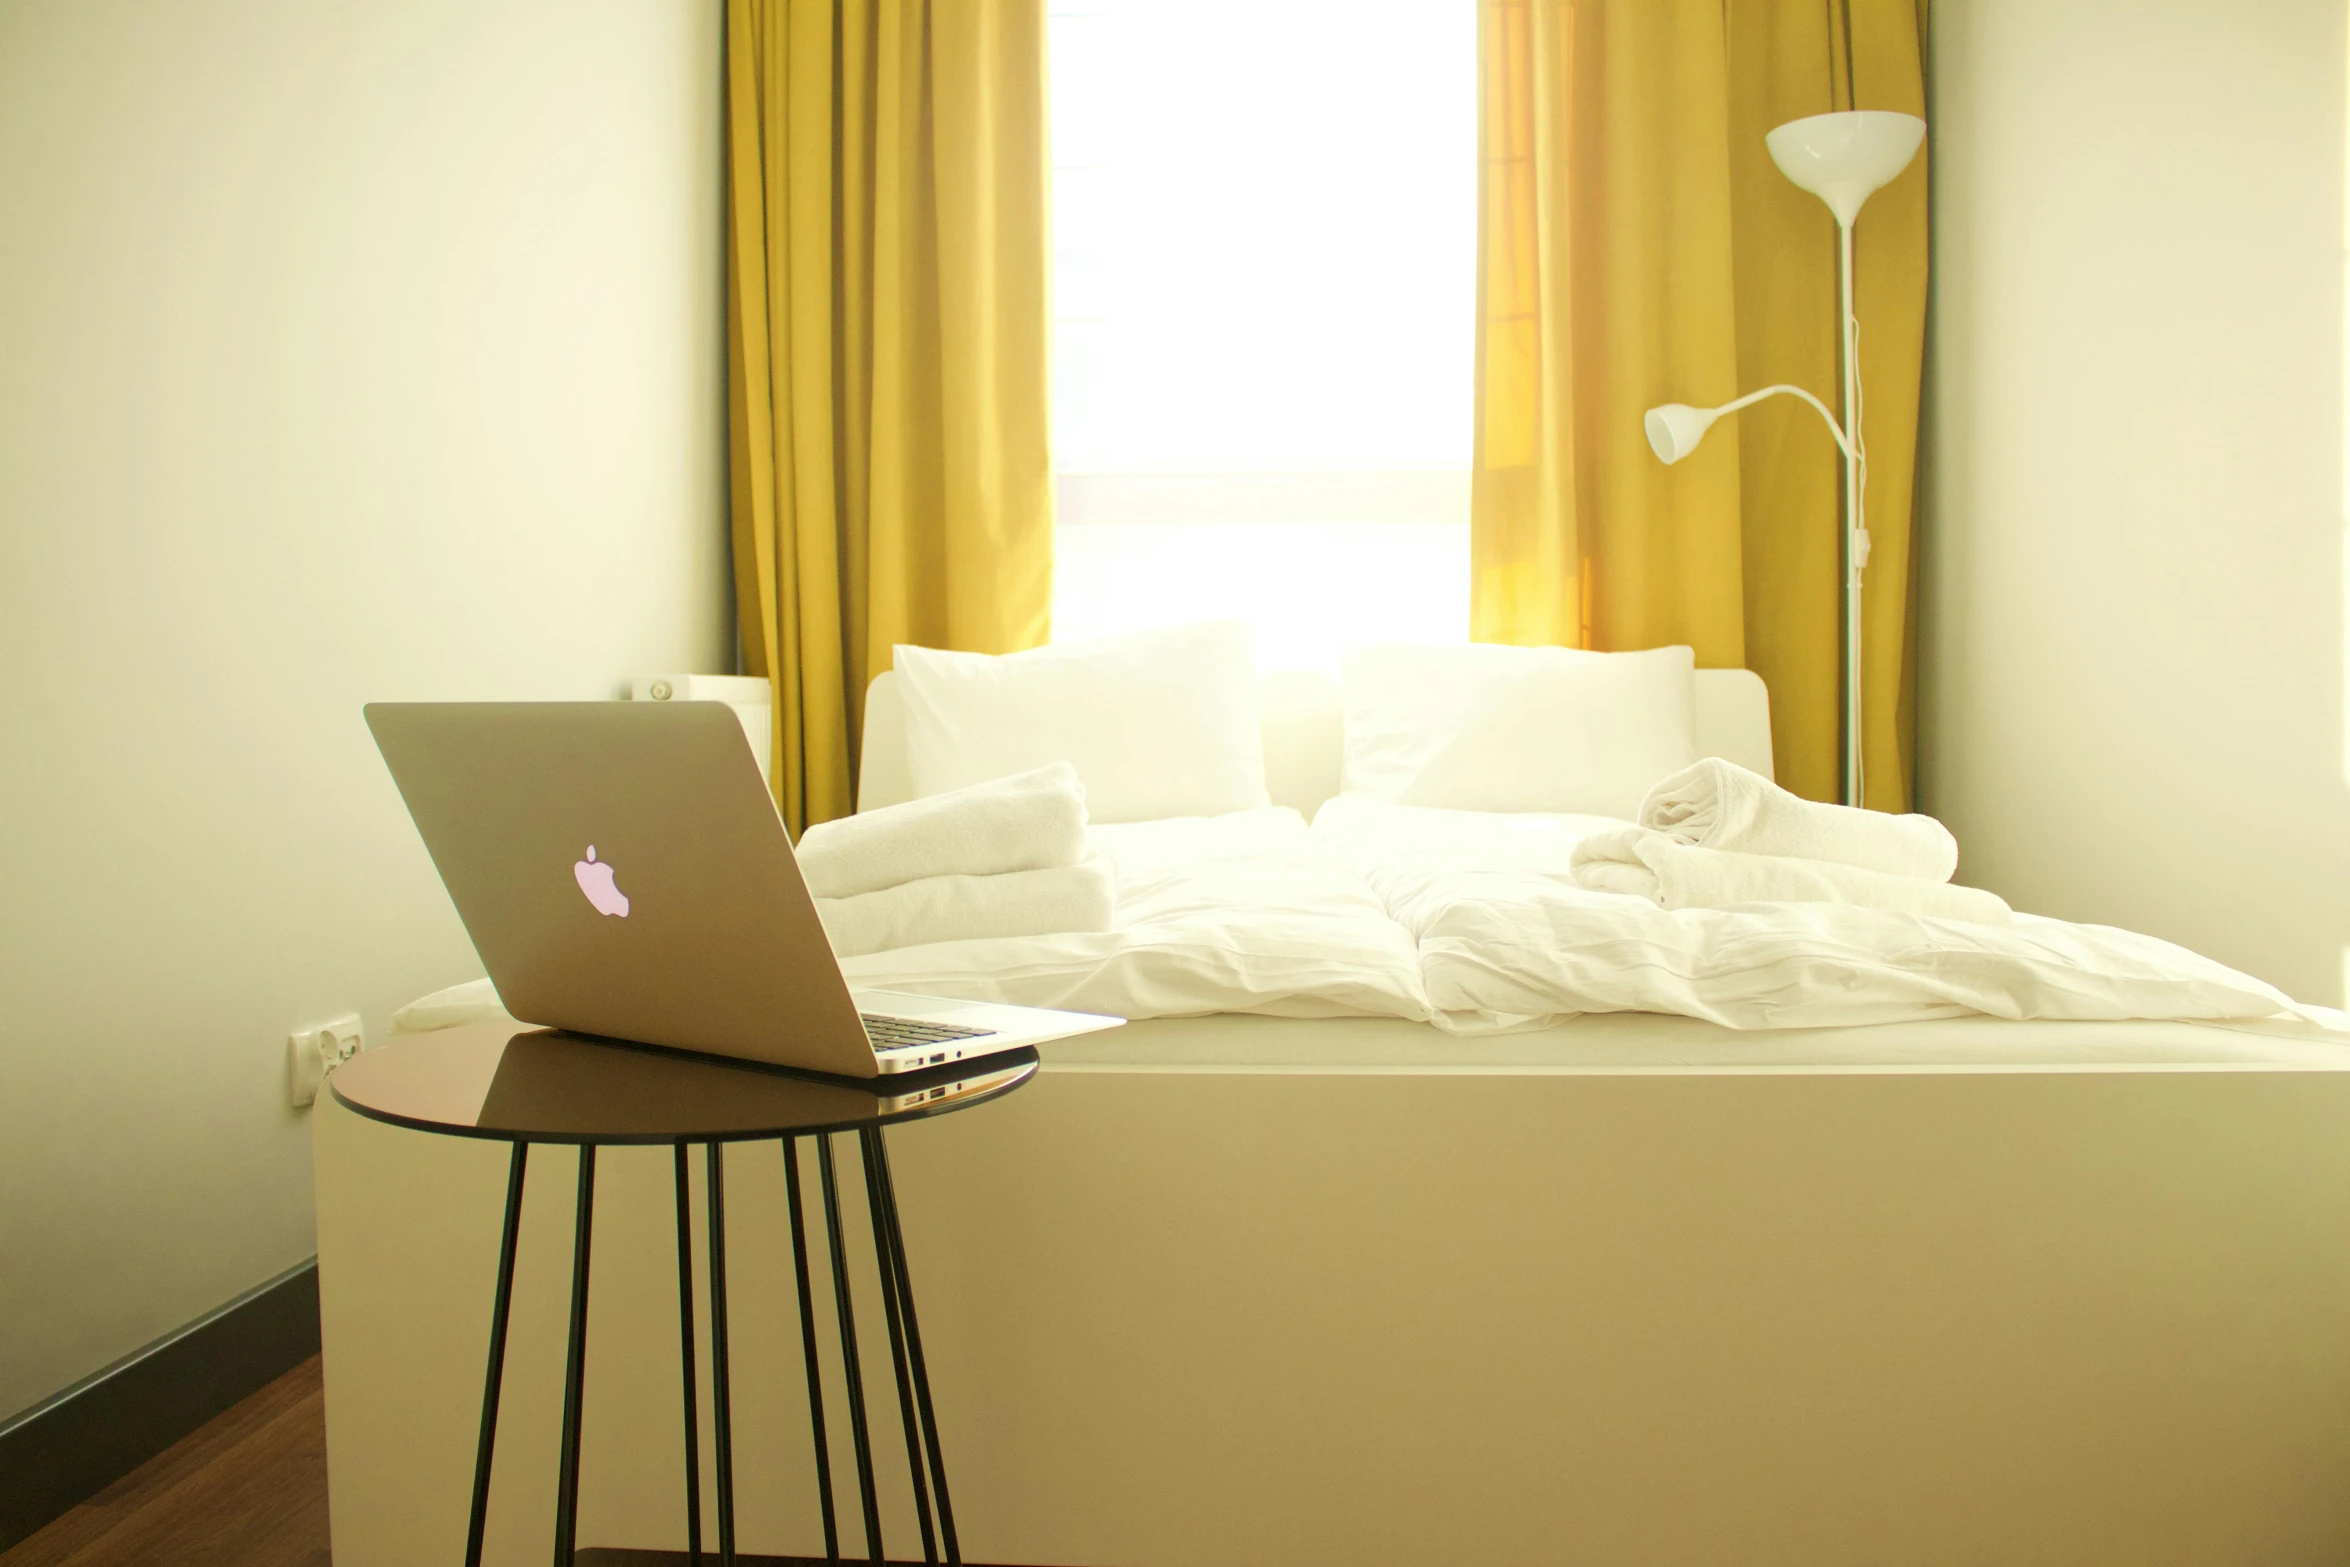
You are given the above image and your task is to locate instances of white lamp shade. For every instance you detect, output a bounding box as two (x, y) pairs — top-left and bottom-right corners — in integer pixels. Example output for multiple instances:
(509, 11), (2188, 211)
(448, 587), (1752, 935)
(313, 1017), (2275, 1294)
(1764, 110), (1925, 226)
(1644, 403), (1718, 465)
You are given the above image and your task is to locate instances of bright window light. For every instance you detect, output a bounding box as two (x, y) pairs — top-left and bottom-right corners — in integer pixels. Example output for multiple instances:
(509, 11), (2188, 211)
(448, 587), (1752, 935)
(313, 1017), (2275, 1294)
(1048, 0), (1477, 668)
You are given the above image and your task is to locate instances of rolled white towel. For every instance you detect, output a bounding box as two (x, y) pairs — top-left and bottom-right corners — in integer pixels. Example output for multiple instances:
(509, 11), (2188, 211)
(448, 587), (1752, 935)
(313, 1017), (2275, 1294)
(1571, 827), (2012, 924)
(816, 855), (1118, 958)
(1639, 757), (1960, 882)
(796, 762), (1088, 900)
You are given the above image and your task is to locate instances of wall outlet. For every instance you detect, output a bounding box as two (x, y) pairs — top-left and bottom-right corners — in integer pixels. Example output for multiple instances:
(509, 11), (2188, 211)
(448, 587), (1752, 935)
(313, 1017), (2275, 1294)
(288, 1013), (364, 1108)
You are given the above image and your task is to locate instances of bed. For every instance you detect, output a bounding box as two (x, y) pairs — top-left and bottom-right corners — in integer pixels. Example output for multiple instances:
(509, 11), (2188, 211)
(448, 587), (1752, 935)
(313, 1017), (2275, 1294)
(315, 667), (2350, 1566)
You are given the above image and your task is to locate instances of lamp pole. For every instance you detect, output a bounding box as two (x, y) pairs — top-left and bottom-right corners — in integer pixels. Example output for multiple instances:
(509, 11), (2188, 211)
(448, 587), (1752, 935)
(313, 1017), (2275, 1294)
(1643, 110), (1923, 808)
(1836, 212), (1864, 810)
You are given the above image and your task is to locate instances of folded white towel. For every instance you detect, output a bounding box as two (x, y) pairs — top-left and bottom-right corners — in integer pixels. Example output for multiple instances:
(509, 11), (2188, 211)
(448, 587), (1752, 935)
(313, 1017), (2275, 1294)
(1570, 827), (2012, 924)
(816, 856), (1118, 958)
(389, 977), (512, 1035)
(796, 762), (1088, 900)
(1639, 757), (1960, 882)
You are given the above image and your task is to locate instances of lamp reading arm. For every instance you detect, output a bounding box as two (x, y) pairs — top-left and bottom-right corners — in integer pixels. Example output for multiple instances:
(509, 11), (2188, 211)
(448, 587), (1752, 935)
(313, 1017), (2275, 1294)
(1643, 383), (1869, 570)
(1643, 383), (1855, 466)
(1715, 384), (1856, 463)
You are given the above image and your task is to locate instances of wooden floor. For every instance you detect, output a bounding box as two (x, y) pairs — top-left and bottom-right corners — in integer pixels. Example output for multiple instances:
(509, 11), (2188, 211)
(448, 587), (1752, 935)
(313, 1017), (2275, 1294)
(0, 1357), (331, 1567)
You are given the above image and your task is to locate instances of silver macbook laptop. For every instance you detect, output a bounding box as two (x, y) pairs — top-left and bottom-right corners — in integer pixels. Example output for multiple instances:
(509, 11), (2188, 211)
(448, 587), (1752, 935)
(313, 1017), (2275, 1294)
(364, 700), (1122, 1079)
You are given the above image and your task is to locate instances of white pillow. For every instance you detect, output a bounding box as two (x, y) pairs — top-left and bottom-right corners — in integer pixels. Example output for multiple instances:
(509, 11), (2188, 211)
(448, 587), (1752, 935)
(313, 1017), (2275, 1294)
(895, 621), (1271, 824)
(1342, 641), (1697, 817)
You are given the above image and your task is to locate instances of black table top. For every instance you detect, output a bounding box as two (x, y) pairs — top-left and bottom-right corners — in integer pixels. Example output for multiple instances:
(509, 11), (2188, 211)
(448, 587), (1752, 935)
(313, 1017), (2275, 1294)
(326, 1021), (1038, 1145)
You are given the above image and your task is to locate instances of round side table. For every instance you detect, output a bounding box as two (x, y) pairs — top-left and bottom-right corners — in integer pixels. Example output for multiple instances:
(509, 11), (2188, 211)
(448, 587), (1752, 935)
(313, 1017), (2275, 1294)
(329, 1019), (1038, 1567)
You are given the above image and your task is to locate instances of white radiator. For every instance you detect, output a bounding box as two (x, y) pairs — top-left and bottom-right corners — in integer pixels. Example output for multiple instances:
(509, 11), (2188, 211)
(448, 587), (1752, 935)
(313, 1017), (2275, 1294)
(629, 673), (771, 787)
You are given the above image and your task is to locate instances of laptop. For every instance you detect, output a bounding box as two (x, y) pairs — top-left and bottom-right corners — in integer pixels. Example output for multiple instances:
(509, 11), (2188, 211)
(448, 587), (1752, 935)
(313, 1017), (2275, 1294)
(364, 700), (1123, 1081)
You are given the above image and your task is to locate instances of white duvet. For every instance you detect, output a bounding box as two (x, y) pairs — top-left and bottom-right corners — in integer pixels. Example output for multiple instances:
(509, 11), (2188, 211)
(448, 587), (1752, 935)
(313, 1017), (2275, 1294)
(840, 808), (1431, 1021)
(1311, 796), (2318, 1034)
(393, 800), (2333, 1042)
(393, 810), (1428, 1034)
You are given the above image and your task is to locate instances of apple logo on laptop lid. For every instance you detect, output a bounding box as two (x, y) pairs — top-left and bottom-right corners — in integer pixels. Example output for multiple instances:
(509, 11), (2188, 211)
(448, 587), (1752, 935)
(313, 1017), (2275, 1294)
(573, 846), (630, 918)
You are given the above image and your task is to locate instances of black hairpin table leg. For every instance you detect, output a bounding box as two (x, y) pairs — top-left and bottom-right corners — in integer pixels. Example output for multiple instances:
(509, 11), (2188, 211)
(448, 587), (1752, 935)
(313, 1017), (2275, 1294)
(861, 1129), (938, 1564)
(782, 1138), (839, 1561)
(464, 1143), (530, 1567)
(818, 1133), (885, 1563)
(868, 1130), (960, 1565)
(673, 1143), (703, 1565)
(707, 1144), (738, 1566)
(553, 1146), (596, 1566)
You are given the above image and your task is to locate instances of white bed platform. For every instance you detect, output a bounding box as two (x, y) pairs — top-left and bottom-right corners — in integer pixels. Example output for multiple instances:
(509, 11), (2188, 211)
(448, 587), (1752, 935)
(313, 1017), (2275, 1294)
(314, 670), (2350, 1565)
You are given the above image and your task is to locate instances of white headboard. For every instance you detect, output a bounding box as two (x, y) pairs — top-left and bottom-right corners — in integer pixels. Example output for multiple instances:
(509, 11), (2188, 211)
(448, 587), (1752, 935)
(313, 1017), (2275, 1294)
(857, 667), (1773, 815)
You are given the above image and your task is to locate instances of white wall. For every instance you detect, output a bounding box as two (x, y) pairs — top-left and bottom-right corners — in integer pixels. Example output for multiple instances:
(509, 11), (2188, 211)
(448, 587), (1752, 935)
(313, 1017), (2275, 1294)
(0, 0), (728, 1421)
(1921, 0), (2350, 1005)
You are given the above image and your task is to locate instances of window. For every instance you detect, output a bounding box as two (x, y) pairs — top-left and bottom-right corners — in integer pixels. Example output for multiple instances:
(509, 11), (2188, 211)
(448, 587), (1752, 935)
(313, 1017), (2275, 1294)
(1048, 1), (1478, 669)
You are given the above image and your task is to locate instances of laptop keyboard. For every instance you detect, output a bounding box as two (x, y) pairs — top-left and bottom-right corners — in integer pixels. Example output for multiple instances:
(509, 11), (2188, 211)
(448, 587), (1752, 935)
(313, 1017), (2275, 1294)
(861, 1013), (997, 1052)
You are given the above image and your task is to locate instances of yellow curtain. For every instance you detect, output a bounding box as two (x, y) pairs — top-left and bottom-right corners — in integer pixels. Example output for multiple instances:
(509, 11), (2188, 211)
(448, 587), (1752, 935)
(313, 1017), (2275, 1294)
(726, 0), (1054, 832)
(1474, 0), (1928, 809)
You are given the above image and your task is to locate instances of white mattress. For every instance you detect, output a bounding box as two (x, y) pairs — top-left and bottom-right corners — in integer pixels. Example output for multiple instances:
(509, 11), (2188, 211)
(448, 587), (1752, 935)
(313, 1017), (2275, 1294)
(392, 979), (2350, 1072)
(1039, 1009), (2350, 1073)
(393, 969), (2350, 1074)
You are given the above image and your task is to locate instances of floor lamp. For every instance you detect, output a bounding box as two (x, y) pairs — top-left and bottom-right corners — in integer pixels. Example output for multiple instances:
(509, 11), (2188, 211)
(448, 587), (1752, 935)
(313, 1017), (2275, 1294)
(1644, 109), (1925, 808)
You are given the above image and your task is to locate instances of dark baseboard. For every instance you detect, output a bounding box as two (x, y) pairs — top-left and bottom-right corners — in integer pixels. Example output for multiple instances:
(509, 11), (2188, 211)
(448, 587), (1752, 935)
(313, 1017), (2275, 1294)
(577, 1554), (1040, 1566)
(0, 1257), (320, 1553)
